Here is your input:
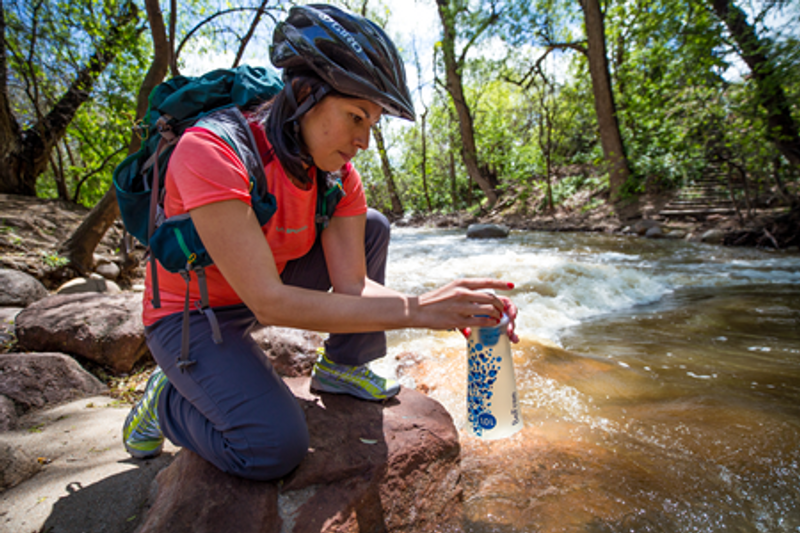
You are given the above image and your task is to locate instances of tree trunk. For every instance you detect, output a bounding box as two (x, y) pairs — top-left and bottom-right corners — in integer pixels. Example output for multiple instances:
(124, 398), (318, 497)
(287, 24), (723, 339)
(579, 0), (632, 206)
(0, 7), (20, 163)
(436, 0), (498, 207)
(60, 0), (169, 273)
(710, 0), (800, 168)
(0, 2), (138, 196)
(372, 123), (404, 217)
(420, 109), (432, 212)
(449, 149), (458, 210)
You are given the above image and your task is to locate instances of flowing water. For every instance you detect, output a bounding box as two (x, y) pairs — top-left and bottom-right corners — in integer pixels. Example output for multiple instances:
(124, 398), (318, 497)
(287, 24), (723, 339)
(376, 227), (800, 533)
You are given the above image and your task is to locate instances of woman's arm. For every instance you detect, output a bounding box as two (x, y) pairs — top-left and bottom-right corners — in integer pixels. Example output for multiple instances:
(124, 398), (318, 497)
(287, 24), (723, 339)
(190, 199), (513, 334)
(321, 214), (519, 341)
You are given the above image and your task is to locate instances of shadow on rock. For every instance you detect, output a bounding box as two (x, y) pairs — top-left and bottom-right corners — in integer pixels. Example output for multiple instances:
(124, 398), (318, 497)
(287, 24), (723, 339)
(38, 453), (176, 533)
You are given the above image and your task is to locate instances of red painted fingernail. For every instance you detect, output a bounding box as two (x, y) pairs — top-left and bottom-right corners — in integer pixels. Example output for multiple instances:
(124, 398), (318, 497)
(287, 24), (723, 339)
(507, 282), (515, 289)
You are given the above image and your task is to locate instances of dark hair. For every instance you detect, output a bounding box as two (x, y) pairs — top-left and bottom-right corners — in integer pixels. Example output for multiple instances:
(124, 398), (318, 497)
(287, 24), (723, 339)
(251, 73), (338, 186)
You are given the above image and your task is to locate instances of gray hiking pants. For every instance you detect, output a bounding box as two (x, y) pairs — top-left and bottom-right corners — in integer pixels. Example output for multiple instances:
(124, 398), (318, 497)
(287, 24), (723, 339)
(148, 209), (390, 480)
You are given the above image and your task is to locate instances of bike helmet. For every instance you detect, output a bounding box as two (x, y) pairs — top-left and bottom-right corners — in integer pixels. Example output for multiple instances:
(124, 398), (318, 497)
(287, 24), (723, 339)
(271, 4), (415, 121)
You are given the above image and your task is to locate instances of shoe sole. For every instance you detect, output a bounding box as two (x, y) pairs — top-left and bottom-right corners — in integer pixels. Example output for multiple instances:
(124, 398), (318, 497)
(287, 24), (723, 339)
(124, 441), (164, 459)
(310, 375), (398, 401)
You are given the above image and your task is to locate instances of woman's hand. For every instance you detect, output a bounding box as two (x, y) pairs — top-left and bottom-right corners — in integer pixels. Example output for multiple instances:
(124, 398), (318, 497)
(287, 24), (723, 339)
(498, 293), (519, 343)
(414, 278), (518, 342)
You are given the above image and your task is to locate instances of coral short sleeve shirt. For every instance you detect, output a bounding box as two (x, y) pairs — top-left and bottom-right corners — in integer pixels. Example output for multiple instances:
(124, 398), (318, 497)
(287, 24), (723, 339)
(141, 120), (368, 326)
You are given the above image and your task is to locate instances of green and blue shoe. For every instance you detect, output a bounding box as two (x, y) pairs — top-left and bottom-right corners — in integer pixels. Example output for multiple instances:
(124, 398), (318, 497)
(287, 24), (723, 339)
(123, 367), (167, 459)
(310, 349), (400, 401)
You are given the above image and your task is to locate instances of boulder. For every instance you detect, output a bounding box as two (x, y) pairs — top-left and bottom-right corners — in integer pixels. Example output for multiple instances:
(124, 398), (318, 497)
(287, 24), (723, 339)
(0, 353), (106, 426)
(137, 378), (463, 533)
(466, 224), (510, 239)
(644, 226), (664, 239)
(95, 261), (121, 280)
(251, 326), (322, 377)
(93, 254), (122, 280)
(701, 229), (725, 244)
(15, 293), (148, 374)
(0, 269), (49, 306)
(632, 219), (661, 236)
(56, 273), (121, 295)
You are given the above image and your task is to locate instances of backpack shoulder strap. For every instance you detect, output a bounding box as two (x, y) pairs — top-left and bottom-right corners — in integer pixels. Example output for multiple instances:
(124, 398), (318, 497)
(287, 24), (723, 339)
(195, 107), (277, 227)
(196, 108), (268, 197)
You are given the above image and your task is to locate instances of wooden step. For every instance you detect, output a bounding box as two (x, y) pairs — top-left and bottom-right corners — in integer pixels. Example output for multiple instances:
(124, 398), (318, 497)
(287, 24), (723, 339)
(659, 207), (737, 217)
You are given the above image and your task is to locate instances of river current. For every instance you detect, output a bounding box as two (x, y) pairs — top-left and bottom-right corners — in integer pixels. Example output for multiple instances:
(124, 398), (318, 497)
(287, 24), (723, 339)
(376, 227), (800, 533)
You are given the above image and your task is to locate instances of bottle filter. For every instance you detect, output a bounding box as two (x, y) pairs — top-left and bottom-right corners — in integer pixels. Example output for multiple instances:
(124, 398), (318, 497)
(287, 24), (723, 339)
(466, 314), (523, 439)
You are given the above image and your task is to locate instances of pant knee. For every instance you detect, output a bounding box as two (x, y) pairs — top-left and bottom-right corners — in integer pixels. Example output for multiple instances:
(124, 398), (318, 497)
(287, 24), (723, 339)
(365, 208), (390, 247)
(227, 421), (309, 481)
(365, 209), (390, 284)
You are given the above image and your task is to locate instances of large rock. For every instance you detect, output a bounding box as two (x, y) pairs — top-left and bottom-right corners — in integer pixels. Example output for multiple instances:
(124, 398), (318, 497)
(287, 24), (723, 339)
(466, 224), (510, 239)
(0, 269), (49, 306)
(251, 326), (322, 377)
(645, 225), (664, 239)
(701, 229), (725, 244)
(137, 378), (463, 533)
(56, 274), (121, 295)
(15, 293), (148, 374)
(0, 353), (107, 429)
(632, 219), (661, 236)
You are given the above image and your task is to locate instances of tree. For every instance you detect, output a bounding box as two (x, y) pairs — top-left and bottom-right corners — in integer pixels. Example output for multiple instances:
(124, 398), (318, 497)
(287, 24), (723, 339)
(61, 0), (282, 274)
(0, 0), (140, 196)
(435, 0), (502, 207)
(578, 0), (632, 208)
(372, 123), (405, 216)
(709, 0), (800, 168)
(60, 0), (172, 274)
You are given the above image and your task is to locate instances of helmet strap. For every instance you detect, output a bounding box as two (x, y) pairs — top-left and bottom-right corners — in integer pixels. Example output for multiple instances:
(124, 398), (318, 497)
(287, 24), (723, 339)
(286, 84), (331, 124)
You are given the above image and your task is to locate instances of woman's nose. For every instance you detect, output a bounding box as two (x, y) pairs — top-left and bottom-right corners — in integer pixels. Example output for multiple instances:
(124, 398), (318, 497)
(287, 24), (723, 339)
(354, 127), (370, 150)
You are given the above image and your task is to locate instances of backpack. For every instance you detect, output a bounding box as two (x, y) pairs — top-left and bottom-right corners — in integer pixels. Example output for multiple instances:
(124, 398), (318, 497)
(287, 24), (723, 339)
(113, 65), (345, 370)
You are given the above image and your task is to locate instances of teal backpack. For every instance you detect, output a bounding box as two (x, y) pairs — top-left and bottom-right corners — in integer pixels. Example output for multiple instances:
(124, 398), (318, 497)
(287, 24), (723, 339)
(113, 65), (345, 369)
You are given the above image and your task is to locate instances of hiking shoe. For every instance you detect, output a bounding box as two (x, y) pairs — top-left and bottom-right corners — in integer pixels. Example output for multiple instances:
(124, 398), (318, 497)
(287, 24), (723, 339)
(310, 349), (400, 401)
(123, 367), (167, 459)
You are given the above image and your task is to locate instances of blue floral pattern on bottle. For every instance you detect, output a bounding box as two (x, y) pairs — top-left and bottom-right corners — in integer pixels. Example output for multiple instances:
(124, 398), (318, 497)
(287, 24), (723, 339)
(467, 326), (503, 437)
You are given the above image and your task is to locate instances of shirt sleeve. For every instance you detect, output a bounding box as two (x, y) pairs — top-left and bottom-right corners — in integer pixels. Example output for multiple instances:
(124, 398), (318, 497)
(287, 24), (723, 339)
(164, 127), (252, 217)
(332, 162), (368, 218)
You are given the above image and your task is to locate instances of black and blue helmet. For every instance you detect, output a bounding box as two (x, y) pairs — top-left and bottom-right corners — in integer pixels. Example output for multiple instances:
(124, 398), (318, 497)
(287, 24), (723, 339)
(271, 4), (415, 121)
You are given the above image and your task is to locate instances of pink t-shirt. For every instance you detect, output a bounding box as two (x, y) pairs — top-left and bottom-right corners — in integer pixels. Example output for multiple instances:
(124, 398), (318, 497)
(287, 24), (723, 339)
(142, 120), (367, 326)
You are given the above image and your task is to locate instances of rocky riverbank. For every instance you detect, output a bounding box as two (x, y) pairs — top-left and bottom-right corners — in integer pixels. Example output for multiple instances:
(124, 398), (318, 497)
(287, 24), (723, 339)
(0, 274), (463, 533)
(0, 191), (797, 532)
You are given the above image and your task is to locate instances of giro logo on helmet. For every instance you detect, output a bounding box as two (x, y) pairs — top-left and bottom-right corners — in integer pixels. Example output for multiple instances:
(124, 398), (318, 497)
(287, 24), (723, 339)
(318, 11), (364, 55)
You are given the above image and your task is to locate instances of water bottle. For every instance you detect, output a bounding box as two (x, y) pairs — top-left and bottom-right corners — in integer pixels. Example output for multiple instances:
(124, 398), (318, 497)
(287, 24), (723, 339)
(466, 313), (523, 439)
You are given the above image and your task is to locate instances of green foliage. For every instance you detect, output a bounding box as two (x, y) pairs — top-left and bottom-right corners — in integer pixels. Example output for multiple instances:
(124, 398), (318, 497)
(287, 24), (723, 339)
(4, 0), (798, 217)
(42, 253), (69, 269)
(5, 0), (145, 205)
(580, 197), (604, 213)
(551, 173), (607, 206)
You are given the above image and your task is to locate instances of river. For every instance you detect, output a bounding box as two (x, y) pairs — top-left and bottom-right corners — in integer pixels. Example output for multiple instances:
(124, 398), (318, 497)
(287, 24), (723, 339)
(376, 227), (800, 533)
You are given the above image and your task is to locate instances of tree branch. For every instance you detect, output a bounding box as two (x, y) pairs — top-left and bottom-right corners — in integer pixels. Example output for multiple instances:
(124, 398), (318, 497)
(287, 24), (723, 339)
(175, 7), (263, 67)
(233, 0), (276, 67)
(456, 8), (501, 67)
(37, 2), (138, 158)
(72, 146), (126, 203)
